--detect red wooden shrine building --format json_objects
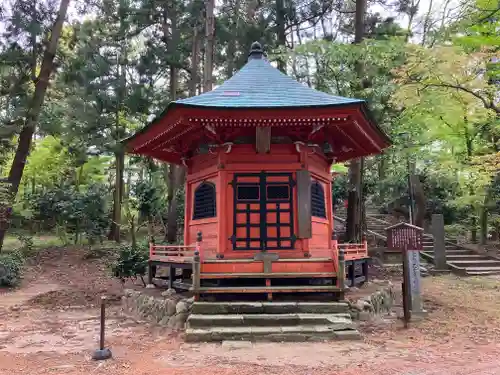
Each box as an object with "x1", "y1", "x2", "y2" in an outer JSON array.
[{"x1": 124, "y1": 42, "x2": 391, "y2": 300}]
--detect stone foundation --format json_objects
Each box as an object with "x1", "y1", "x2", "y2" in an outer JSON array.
[
  {"x1": 347, "y1": 280, "x2": 396, "y2": 321},
  {"x1": 121, "y1": 288, "x2": 194, "y2": 329}
]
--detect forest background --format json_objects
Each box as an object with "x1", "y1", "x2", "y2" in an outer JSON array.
[{"x1": 0, "y1": 0, "x2": 498, "y2": 259}]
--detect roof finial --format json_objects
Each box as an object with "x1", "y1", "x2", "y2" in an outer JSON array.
[{"x1": 248, "y1": 41, "x2": 264, "y2": 60}]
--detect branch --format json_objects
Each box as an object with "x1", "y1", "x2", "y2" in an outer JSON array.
[
  {"x1": 439, "y1": 115, "x2": 455, "y2": 130},
  {"x1": 477, "y1": 7, "x2": 500, "y2": 23},
  {"x1": 422, "y1": 83, "x2": 499, "y2": 114}
]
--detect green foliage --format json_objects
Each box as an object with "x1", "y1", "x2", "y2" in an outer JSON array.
[
  {"x1": 111, "y1": 241, "x2": 148, "y2": 283},
  {"x1": 1, "y1": 0, "x2": 499, "y2": 249},
  {"x1": 28, "y1": 184, "x2": 109, "y2": 243},
  {"x1": 0, "y1": 249, "x2": 24, "y2": 287},
  {"x1": 16, "y1": 234, "x2": 34, "y2": 257},
  {"x1": 132, "y1": 180, "x2": 165, "y2": 218},
  {"x1": 332, "y1": 174, "x2": 348, "y2": 209},
  {"x1": 22, "y1": 136, "x2": 72, "y2": 189}
]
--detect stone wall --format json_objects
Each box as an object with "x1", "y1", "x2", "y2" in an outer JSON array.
[
  {"x1": 348, "y1": 281, "x2": 396, "y2": 321},
  {"x1": 121, "y1": 288, "x2": 194, "y2": 330}
]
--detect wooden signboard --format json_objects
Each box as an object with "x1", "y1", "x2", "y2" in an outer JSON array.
[{"x1": 386, "y1": 222, "x2": 425, "y2": 325}]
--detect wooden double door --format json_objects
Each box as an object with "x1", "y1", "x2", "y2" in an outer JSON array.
[{"x1": 230, "y1": 172, "x2": 296, "y2": 251}]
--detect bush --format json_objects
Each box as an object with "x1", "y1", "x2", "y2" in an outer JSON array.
[
  {"x1": 0, "y1": 250, "x2": 25, "y2": 287},
  {"x1": 16, "y1": 234, "x2": 34, "y2": 257},
  {"x1": 28, "y1": 183, "x2": 109, "y2": 245},
  {"x1": 111, "y1": 242, "x2": 148, "y2": 285}
]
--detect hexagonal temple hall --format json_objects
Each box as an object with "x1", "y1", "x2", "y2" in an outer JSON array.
[{"x1": 124, "y1": 42, "x2": 391, "y2": 305}]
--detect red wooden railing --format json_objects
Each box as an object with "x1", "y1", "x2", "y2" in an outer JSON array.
[
  {"x1": 332, "y1": 234, "x2": 368, "y2": 261},
  {"x1": 338, "y1": 240, "x2": 368, "y2": 260},
  {"x1": 149, "y1": 231, "x2": 202, "y2": 263}
]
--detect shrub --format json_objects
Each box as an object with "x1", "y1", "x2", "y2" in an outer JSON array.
[
  {"x1": 0, "y1": 250, "x2": 25, "y2": 287},
  {"x1": 17, "y1": 234, "x2": 34, "y2": 257},
  {"x1": 111, "y1": 242, "x2": 148, "y2": 286}
]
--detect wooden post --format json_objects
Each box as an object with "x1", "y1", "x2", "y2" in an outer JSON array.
[
  {"x1": 196, "y1": 231, "x2": 203, "y2": 260},
  {"x1": 192, "y1": 250, "x2": 201, "y2": 301},
  {"x1": 99, "y1": 296, "x2": 106, "y2": 350},
  {"x1": 92, "y1": 296, "x2": 112, "y2": 360},
  {"x1": 362, "y1": 237, "x2": 368, "y2": 256},
  {"x1": 168, "y1": 265, "x2": 174, "y2": 289},
  {"x1": 147, "y1": 261, "x2": 154, "y2": 286},
  {"x1": 362, "y1": 236, "x2": 369, "y2": 283},
  {"x1": 332, "y1": 233, "x2": 338, "y2": 287},
  {"x1": 147, "y1": 243, "x2": 155, "y2": 288},
  {"x1": 363, "y1": 258, "x2": 369, "y2": 283},
  {"x1": 402, "y1": 245, "x2": 411, "y2": 328},
  {"x1": 337, "y1": 248, "x2": 345, "y2": 290},
  {"x1": 349, "y1": 260, "x2": 355, "y2": 287}
]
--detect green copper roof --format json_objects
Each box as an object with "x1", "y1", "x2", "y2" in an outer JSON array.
[{"x1": 175, "y1": 42, "x2": 363, "y2": 108}]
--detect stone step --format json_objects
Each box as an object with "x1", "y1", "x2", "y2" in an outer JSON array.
[
  {"x1": 187, "y1": 313, "x2": 354, "y2": 328},
  {"x1": 184, "y1": 325, "x2": 361, "y2": 342},
  {"x1": 191, "y1": 301, "x2": 350, "y2": 315},
  {"x1": 445, "y1": 254, "x2": 487, "y2": 261},
  {"x1": 421, "y1": 250, "x2": 475, "y2": 258},
  {"x1": 466, "y1": 270, "x2": 500, "y2": 276},
  {"x1": 463, "y1": 266, "x2": 500, "y2": 273},
  {"x1": 423, "y1": 245, "x2": 458, "y2": 250},
  {"x1": 445, "y1": 249, "x2": 476, "y2": 255},
  {"x1": 449, "y1": 260, "x2": 500, "y2": 267}
]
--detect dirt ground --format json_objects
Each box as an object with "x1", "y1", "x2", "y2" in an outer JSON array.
[{"x1": 2, "y1": 248, "x2": 500, "y2": 375}]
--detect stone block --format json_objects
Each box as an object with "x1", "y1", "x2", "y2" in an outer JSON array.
[
  {"x1": 166, "y1": 299, "x2": 177, "y2": 316},
  {"x1": 250, "y1": 326, "x2": 282, "y2": 335},
  {"x1": 243, "y1": 313, "x2": 300, "y2": 326},
  {"x1": 191, "y1": 302, "x2": 228, "y2": 314},
  {"x1": 295, "y1": 302, "x2": 349, "y2": 314},
  {"x1": 267, "y1": 333, "x2": 310, "y2": 342},
  {"x1": 176, "y1": 300, "x2": 189, "y2": 314},
  {"x1": 187, "y1": 314, "x2": 244, "y2": 328},
  {"x1": 173, "y1": 312, "x2": 189, "y2": 330},
  {"x1": 358, "y1": 311, "x2": 371, "y2": 321},
  {"x1": 162, "y1": 288, "x2": 176, "y2": 298},
  {"x1": 333, "y1": 330, "x2": 362, "y2": 340},
  {"x1": 261, "y1": 302, "x2": 298, "y2": 314}
]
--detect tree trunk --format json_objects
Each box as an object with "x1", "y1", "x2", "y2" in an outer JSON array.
[
  {"x1": 345, "y1": 0, "x2": 366, "y2": 242},
  {"x1": 164, "y1": 4, "x2": 186, "y2": 243},
  {"x1": 165, "y1": 67, "x2": 179, "y2": 243},
  {"x1": 108, "y1": 150, "x2": 124, "y2": 242},
  {"x1": 464, "y1": 125, "x2": 477, "y2": 243},
  {"x1": 410, "y1": 174, "x2": 426, "y2": 228},
  {"x1": 190, "y1": 27, "x2": 200, "y2": 96},
  {"x1": 166, "y1": 165, "x2": 185, "y2": 243},
  {"x1": 420, "y1": 0, "x2": 434, "y2": 46},
  {"x1": 405, "y1": 0, "x2": 419, "y2": 42},
  {"x1": 378, "y1": 153, "x2": 387, "y2": 203},
  {"x1": 480, "y1": 173, "x2": 500, "y2": 245},
  {"x1": 204, "y1": 0, "x2": 215, "y2": 92},
  {"x1": 276, "y1": 0, "x2": 286, "y2": 72},
  {"x1": 0, "y1": 0, "x2": 71, "y2": 251},
  {"x1": 226, "y1": 0, "x2": 240, "y2": 79},
  {"x1": 296, "y1": 28, "x2": 312, "y2": 87}
]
